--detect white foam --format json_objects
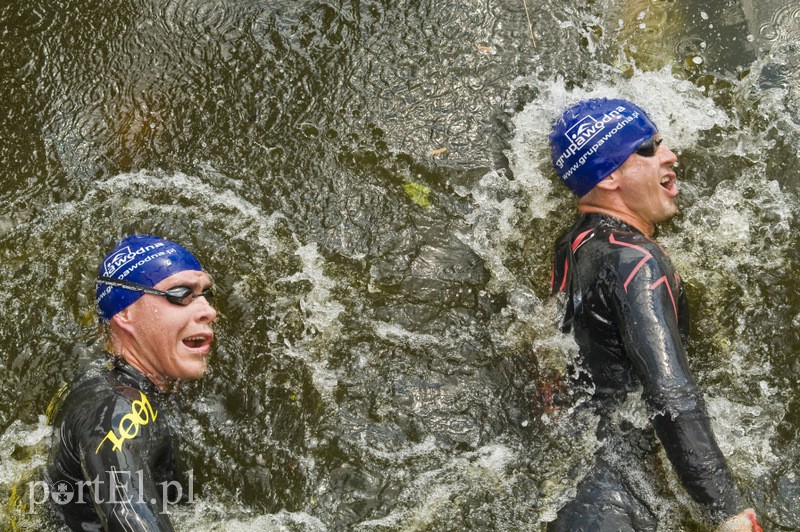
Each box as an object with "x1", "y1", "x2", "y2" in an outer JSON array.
[
  {"x1": 279, "y1": 242, "x2": 345, "y2": 335},
  {"x1": 352, "y1": 442, "x2": 528, "y2": 530},
  {"x1": 358, "y1": 434, "x2": 440, "y2": 463},
  {"x1": 173, "y1": 504, "x2": 328, "y2": 532},
  {"x1": 374, "y1": 322, "x2": 443, "y2": 347},
  {"x1": 0, "y1": 415, "x2": 51, "y2": 485}
]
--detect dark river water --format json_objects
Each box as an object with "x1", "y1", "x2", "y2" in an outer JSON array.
[{"x1": 1, "y1": 0, "x2": 799, "y2": 530}]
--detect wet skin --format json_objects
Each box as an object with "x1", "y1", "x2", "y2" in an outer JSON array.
[{"x1": 111, "y1": 270, "x2": 217, "y2": 390}]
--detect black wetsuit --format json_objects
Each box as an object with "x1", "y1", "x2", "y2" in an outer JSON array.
[
  {"x1": 48, "y1": 359, "x2": 177, "y2": 531},
  {"x1": 547, "y1": 213, "x2": 743, "y2": 531}
]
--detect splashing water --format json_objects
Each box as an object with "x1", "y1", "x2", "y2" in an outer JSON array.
[{"x1": 2, "y1": 0, "x2": 800, "y2": 530}]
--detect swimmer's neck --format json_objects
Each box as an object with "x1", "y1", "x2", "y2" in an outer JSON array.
[
  {"x1": 113, "y1": 352, "x2": 175, "y2": 392},
  {"x1": 577, "y1": 205, "x2": 655, "y2": 237}
]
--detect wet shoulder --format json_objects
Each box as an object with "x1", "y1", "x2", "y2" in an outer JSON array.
[
  {"x1": 572, "y1": 220, "x2": 677, "y2": 292},
  {"x1": 552, "y1": 215, "x2": 676, "y2": 293},
  {"x1": 57, "y1": 369, "x2": 161, "y2": 434},
  {"x1": 581, "y1": 219, "x2": 665, "y2": 261},
  {"x1": 64, "y1": 367, "x2": 140, "y2": 401}
]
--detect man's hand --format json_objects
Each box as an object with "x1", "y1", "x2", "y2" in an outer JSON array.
[{"x1": 716, "y1": 509, "x2": 762, "y2": 532}]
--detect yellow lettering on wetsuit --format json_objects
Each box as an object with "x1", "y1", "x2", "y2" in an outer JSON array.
[{"x1": 96, "y1": 391, "x2": 158, "y2": 453}]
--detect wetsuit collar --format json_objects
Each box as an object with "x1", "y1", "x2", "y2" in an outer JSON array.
[
  {"x1": 577, "y1": 205, "x2": 655, "y2": 237},
  {"x1": 112, "y1": 356, "x2": 165, "y2": 396},
  {"x1": 578, "y1": 211, "x2": 649, "y2": 238}
]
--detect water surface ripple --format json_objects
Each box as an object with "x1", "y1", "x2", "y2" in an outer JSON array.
[{"x1": 1, "y1": 0, "x2": 799, "y2": 530}]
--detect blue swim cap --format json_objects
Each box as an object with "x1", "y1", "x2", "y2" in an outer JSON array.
[
  {"x1": 96, "y1": 234, "x2": 204, "y2": 321},
  {"x1": 550, "y1": 98, "x2": 658, "y2": 197}
]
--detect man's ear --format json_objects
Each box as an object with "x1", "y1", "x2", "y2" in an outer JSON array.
[
  {"x1": 594, "y1": 173, "x2": 620, "y2": 192},
  {"x1": 110, "y1": 307, "x2": 136, "y2": 334}
]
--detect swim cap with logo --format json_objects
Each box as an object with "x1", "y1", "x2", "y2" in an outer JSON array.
[
  {"x1": 96, "y1": 234, "x2": 204, "y2": 321},
  {"x1": 550, "y1": 98, "x2": 658, "y2": 197}
]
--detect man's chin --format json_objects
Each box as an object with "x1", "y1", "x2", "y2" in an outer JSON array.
[
  {"x1": 173, "y1": 359, "x2": 209, "y2": 382},
  {"x1": 655, "y1": 203, "x2": 678, "y2": 224}
]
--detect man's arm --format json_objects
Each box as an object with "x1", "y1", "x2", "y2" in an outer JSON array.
[
  {"x1": 608, "y1": 242, "x2": 745, "y2": 522},
  {"x1": 78, "y1": 391, "x2": 175, "y2": 531}
]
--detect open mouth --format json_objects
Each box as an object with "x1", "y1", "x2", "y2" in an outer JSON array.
[
  {"x1": 182, "y1": 334, "x2": 213, "y2": 349},
  {"x1": 660, "y1": 174, "x2": 678, "y2": 196}
]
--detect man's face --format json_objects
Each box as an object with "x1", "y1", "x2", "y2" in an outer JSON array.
[
  {"x1": 612, "y1": 136, "x2": 679, "y2": 226},
  {"x1": 117, "y1": 270, "x2": 217, "y2": 386}
]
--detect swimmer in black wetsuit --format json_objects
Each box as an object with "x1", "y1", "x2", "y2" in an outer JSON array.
[
  {"x1": 48, "y1": 234, "x2": 216, "y2": 531},
  {"x1": 49, "y1": 358, "x2": 179, "y2": 531},
  {"x1": 545, "y1": 99, "x2": 761, "y2": 532}
]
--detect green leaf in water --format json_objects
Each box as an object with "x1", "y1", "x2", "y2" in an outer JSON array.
[{"x1": 403, "y1": 182, "x2": 430, "y2": 207}]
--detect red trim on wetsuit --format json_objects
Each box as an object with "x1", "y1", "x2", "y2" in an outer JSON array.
[
  {"x1": 558, "y1": 258, "x2": 569, "y2": 293},
  {"x1": 609, "y1": 233, "x2": 653, "y2": 293},
  {"x1": 650, "y1": 276, "x2": 678, "y2": 321},
  {"x1": 572, "y1": 229, "x2": 593, "y2": 251},
  {"x1": 555, "y1": 229, "x2": 595, "y2": 294},
  {"x1": 609, "y1": 233, "x2": 679, "y2": 320}
]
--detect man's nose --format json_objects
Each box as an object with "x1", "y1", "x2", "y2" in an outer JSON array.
[
  {"x1": 195, "y1": 296, "x2": 218, "y2": 322},
  {"x1": 661, "y1": 146, "x2": 678, "y2": 165}
]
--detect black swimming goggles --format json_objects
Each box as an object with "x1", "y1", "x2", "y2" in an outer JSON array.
[
  {"x1": 634, "y1": 137, "x2": 663, "y2": 157},
  {"x1": 97, "y1": 277, "x2": 213, "y2": 306}
]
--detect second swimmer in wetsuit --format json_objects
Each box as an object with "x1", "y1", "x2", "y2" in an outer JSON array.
[
  {"x1": 545, "y1": 98, "x2": 761, "y2": 532},
  {"x1": 48, "y1": 234, "x2": 217, "y2": 531}
]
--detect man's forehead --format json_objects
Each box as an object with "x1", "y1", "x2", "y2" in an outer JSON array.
[{"x1": 155, "y1": 270, "x2": 212, "y2": 288}]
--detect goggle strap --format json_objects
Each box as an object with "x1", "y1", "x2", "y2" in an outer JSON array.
[
  {"x1": 97, "y1": 276, "x2": 209, "y2": 306},
  {"x1": 97, "y1": 276, "x2": 166, "y2": 297}
]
